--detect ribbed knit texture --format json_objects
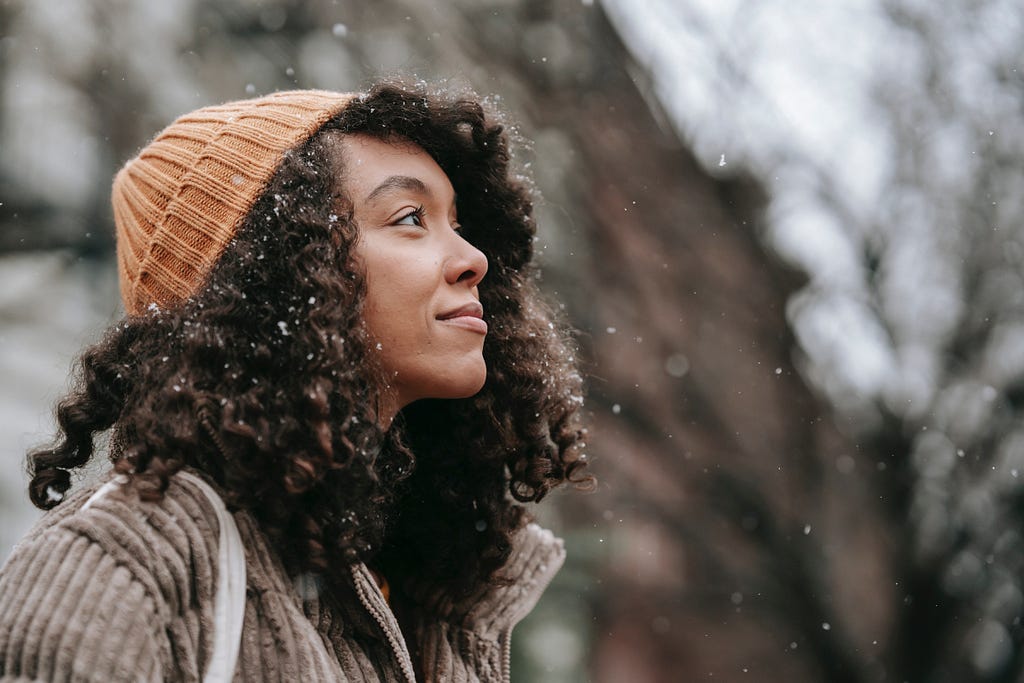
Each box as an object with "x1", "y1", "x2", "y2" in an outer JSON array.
[
  {"x1": 0, "y1": 473, "x2": 565, "y2": 682},
  {"x1": 111, "y1": 90, "x2": 355, "y2": 315},
  {"x1": 409, "y1": 524, "x2": 567, "y2": 683}
]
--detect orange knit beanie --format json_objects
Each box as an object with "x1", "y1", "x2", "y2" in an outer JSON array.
[{"x1": 111, "y1": 90, "x2": 356, "y2": 315}]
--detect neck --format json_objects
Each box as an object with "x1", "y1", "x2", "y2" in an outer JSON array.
[{"x1": 376, "y1": 390, "x2": 401, "y2": 430}]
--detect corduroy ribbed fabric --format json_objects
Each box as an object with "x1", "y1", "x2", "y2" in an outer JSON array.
[
  {"x1": 0, "y1": 472, "x2": 566, "y2": 682},
  {"x1": 111, "y1": 90, "x2": 356, "y2": 316}
]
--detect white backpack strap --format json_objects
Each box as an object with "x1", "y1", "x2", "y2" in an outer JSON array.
[
  {"x1": 177, "y1": 471, "x2": 247, "y2": 683},
  {"x1": 81, "y1": 471, "x2": 247, "y2": 683},
  {"x1": 81, "y1": 475, "x2": 129, "y2": 511}
]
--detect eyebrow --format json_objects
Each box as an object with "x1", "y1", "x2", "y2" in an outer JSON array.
[{"x1": 364, "y1": 175, "x2": 430, "y2": 204}]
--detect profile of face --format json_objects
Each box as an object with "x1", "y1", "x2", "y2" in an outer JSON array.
[{"x1": 338, "y1": 134, "x2": 490, "y2": 419}]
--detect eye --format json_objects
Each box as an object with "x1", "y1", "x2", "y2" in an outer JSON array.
[{"x1": 395, "y1": 205, "x2": 425, "y2": 227}]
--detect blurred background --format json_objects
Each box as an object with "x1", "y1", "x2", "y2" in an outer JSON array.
[{"x1": 3, "y1": 0, "x2": 1024, "y2": 680}]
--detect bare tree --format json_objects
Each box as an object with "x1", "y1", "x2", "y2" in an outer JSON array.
[{"x1": 1, "y1": 1, "x2": 933, "y2": 681}]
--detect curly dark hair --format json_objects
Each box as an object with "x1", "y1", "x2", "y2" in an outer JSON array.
[{"x1": 27, "y1": 82, "x2": 590, "y2": 595}]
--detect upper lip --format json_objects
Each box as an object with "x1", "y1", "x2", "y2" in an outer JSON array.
[{"x1": 437, "y1": 301, "x2": 484, "y2": 320}]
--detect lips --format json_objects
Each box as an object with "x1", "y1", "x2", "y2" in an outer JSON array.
[{"x1": 437, "y1": 301, "x2": 488, "y2": 334}]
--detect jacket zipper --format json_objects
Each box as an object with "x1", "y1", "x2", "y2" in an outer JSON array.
[
  {"x1": 501, "y1": 629, "x2": 513, "y2": 683},
  {"x1": 499, "y1": 542, "x2": 564, "y2": 683},
  {"x1": 351, "y1": 565, "x2": 418, "y2": 683}
]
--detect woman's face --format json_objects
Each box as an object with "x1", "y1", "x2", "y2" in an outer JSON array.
[{"x1": 339, "y1": 134, "x2": 489, "y2": 418}]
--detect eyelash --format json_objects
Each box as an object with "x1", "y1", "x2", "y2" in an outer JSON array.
[
  {"x1": 396, "y1": 205, "x2": 426, "y2": 227},
  {"x1": 396, "y1": 205, "x2": 463, "y2": 233}
]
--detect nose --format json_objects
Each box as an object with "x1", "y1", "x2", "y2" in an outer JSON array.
[{"x1": 445, "y1": 232, "x2": 488, "y2": 289}]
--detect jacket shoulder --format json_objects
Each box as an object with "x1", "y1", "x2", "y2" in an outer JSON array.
[
  {"x1": 5, "y1": 470, "x2": 224, "y2": 618},
  {"x1": 0, "y1": 471, "x2": 227, "y2": 681}
]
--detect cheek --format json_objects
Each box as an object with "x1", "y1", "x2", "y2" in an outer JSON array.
[
  {"x1": 364, "y1": 292, "x2": 412, "y2": 347},
  {"x1": 361, "y1": 261, "x2": 433, "y2": 345}
]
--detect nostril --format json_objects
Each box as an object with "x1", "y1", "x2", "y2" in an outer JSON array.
[{"x1": 456, "y1": 269, "x2": 477, "y2": 283}]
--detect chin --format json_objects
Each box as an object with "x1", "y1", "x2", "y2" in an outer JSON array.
[
  {"x1": 404, "y1": 356, "x2": 488, "y2": 402},
  {"x1": 459, "y1": 380, "x2": 487, "y2": 399},
  {"x1": 444, "y1": 358, "x2": 488, "y2": 399}
]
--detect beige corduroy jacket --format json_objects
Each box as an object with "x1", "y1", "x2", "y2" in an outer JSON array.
[{"x1": 0, "y1": 471, "x2": 566, "y2": 682}]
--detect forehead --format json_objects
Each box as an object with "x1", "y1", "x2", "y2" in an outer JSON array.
[{"x1": 334, "y1": 133, "x2": 453, "y2": 201}]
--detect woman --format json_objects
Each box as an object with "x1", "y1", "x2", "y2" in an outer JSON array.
[{"x1": 0, "y1": 82, "x2": 589, "y2": 681}]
